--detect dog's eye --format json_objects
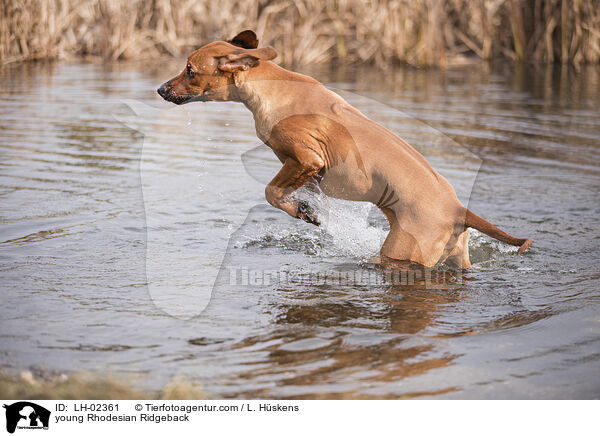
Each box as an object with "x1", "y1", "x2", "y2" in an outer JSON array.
[{"x1": 186, "y1": 64, "x2": 196, "y2": 78}]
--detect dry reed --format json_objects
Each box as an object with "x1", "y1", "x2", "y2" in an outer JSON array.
[{"x1": 1, "y1": 0, "x2": 599, "y2": 67}]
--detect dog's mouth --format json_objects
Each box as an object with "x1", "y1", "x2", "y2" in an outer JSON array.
[
  {"x1": 162, "y1": 93, "x2": 206, "y2": 105},
  {"x1": 157, "y1": 88, "x2": 207, "y2": 105}
]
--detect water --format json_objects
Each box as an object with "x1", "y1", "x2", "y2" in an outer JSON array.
[{"x1": 0, "y1": 60, "x2": 599, "y2": 399}]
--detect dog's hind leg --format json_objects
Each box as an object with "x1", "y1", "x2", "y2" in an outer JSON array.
[
  {"x1": 378, "y1": 208, "x2": 434, "y2": 266},
  {"x1": 378, "y1": 205, "x2": 458, "y2": 267},
  {"x1": 443, "y1": 229, "x2": 471, "y2": 268}
]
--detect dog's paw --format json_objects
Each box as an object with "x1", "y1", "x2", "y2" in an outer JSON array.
[{"x1": 297, "y1": 201, "x2": 320, "y2": 226}]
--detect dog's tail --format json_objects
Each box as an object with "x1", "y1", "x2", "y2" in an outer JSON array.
[{"x1": 463, "y1": 208, "x2": 532, "y2": 254}]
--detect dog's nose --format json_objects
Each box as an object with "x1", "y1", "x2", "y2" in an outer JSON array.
[{"x1": 157, "y1": 84, "x2": 167, "y2": 99}]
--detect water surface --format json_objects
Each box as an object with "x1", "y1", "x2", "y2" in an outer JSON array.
[{"x1": 0, "y1": 61, "x2": 599, "y2": 399}]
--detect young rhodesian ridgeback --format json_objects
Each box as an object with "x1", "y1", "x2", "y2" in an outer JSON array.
[{"x1": 157, "y1": 30, "x2": 532, "y2": 268}]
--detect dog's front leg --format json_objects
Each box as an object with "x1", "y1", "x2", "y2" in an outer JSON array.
[{"x1": 265, "y1": 158, "x2": 322, "y2": 226}]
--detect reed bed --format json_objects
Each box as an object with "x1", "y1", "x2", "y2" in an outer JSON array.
[{"x1": 1, "y1": 0, "x2": 599, "y2": 67}]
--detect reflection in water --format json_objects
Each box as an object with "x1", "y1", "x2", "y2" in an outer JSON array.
[
  {"x1": 230, "y1": 281, "x2": 464, "y2": 399},
  {"x1": 0, "y1": 61, "x2": 599, "y2": 399},
  {"x1": 202, "y1": 275, "x2": 464, "y2": 399}
]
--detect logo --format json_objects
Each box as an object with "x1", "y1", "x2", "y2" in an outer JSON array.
[{"x1": 2, "y1": 402, "x2": 50, "y2": 434}]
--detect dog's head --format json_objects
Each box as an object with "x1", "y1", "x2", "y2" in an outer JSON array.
[{"x1": 157, "y1": 30, "x2": 277, "y2": 105}]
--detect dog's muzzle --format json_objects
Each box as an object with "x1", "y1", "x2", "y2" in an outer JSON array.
[
  {"x1": 157, "y1": 84, "x2": 204, "y2": 105},
  {"x1": 157, "y1": 83, "x2": 186, "y2": 104}
]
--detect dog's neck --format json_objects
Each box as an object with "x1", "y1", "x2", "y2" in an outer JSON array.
[{"x1": 233, "y1": 62, "x2": 320, "y2": 141}]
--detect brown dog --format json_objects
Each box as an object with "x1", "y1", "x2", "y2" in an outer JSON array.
[{"x1": 158, "y1": 30, "x2": 532, "y2": 267}]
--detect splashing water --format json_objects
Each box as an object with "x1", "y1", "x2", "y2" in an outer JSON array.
[{"x1": 295, "y1": 186, "x2": 386, "y2": 260}]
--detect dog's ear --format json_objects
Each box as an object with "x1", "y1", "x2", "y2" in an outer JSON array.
[
  {"x1": 218, "y1": 47, "x2": 277, "y2": 73},
  {"x1": 228, "y1": 30, "x2": 259, "y2": 49}
]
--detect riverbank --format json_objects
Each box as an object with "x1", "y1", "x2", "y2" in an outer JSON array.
[{"x1": 0, "y1": 369, "x2": 207, "y2": 400}]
